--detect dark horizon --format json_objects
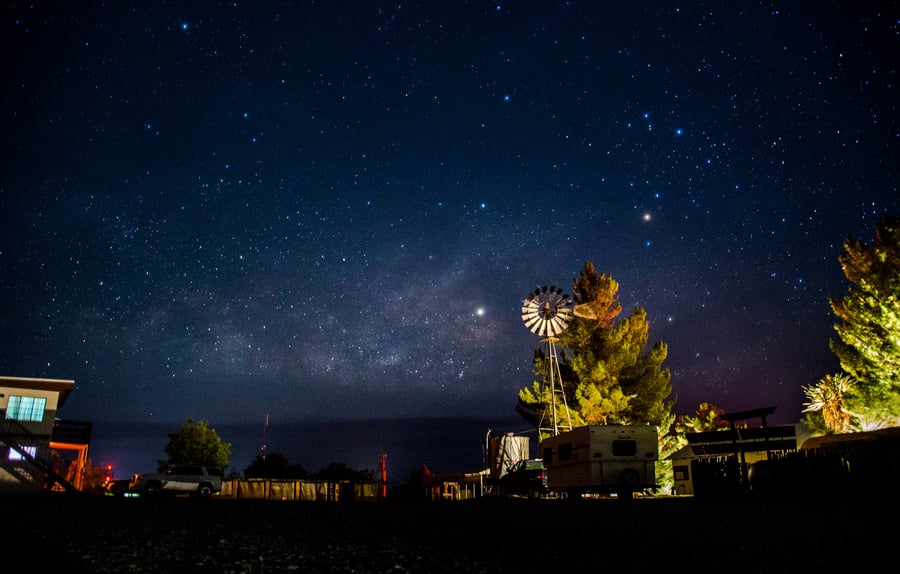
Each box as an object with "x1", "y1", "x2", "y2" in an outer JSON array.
[{"x1": 89, "y1": 414, "x2": 535, "y2": 486}]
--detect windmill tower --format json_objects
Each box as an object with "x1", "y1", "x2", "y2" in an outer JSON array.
[{"x1": 521, "y1": 285, "x2": 574, "y2": 437}]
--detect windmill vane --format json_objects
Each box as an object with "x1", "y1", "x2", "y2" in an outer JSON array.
[{"x1": 521, "y1": 283, "x2": 573, "y2": 337}]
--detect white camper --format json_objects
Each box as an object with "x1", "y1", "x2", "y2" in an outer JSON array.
[{"x1": 541, "y1": 424, "x2": 659, "y2": 498}]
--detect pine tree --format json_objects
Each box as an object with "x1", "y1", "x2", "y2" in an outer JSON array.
[
  {"x1": 517, "y1": 262, "x2": 675, "y2": 433},
  {"x1": 829, "y1": 215, "x2": 900, "y2": 425}
]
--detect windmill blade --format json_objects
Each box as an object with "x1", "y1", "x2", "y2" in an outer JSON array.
[
  {"x1": 523, "y1": 316, "x2": 543, "y2": 334},
  {"x1": 521, "y1": 283, "x2": 574, "y2": 336}
]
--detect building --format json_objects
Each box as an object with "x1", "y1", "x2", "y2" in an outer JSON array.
[
  {"x1": 0, "y1": 376, "x2": 91, "y2": 493},
  {"x1": 667, "y1": 406, "x2": 798, "y2": 496}
]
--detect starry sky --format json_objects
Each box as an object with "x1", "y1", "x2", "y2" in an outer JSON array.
[{"x1": 3, "y1": 1, "x2": 898, "y2": 434}]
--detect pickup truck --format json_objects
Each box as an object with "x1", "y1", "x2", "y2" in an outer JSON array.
[
  {"x1": 497, "y1": 458, "x2": 548, "y2": 498},
  {"x1": 132, "y1": 464, "x2": 223, "y2": 497}
]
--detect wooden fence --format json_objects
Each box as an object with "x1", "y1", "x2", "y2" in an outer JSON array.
[{"x1": 219, "y1": 478, "x2": 383, "y2": 502}]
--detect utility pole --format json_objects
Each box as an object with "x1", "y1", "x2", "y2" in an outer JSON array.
[
  {"x1": 260, "y1": 413, "x2": 269, "y2": 461},
  {"x1": 380, "y1": 453, "x2": 388, "y2": 499}
]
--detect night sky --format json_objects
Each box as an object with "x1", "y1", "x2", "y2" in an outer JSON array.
[{"x1": 3, "y1": 2, "x2": 898, "y2": 434}]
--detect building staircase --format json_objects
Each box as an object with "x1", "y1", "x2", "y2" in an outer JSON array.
[{"x1": 0, "y1": 417, "x2": 80, "y2": 492}]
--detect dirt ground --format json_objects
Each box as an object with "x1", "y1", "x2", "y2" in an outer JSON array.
[{"x1": 3, "y1": 491, "x2": 894, "y2": 573}]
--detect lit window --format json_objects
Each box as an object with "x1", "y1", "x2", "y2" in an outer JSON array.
[
  {"x1": 9, "y1": 446, "x2": 37, "y2": 461},
  {"x1": 6, "y1": 396, "x2": 47, "y2": 422}
]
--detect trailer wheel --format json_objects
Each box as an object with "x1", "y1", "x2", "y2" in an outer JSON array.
[{"x1": 622, "y1": 468, "x2": 640, "y2": 486}]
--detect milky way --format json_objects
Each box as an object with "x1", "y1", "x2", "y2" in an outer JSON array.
[{"x1": 2, "y1": 2, "x2": 898, "y2": 432}]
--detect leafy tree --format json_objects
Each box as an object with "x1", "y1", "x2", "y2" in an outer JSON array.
[
  {"x1": 655, "y1": 402, "x2": 730, "y2": 494},
  {"x1": 829, "y1": 215, "x2": 900, "y2": 426},
  {"x1": 387, "y1": 464, "x2": 433, "y2": 501},
  {"x1": 310, "y1": 462, "x2": 376, "y2": 482},
  {"x1": 674, "y1": 402, "x2": 729, "y2": 434},
  {"x1": 160, "y1": 418, "x2": 231, "y2": 471},
  {"x1": 80, "y1": 459, "x2": 111, "y2": 494},
  {"x1": 655, "y1": 410, "x2": 680, "y2": 494},
  {"x1": 244, "y1": 451, "x2": 308, "y2": 479},
  {"x1": 517, "y1": 261, "x2": 675, "y2": 436}
]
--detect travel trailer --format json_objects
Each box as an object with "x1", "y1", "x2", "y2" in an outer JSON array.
[{"x1": 541, "y1": 424, "x2": 659, "y2": 499}]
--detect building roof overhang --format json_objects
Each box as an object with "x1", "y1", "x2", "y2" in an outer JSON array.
[{"x1": 0, "y1": 376, "x2": 75, "y2": 407}]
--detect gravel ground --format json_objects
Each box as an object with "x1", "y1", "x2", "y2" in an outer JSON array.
[{"x1": 3, "y1": 492, "x2": 894, "y2": 573}]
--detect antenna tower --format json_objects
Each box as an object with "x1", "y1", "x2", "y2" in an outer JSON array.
[{"x1": 260, "y1": 413, "x2": 269, "y2": 460}]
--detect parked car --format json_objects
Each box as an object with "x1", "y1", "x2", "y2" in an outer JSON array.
[
  {"x1": 103, "y1": 478, "x2": 136, "y2": 497},
  {"x1": 497, "y1": 458, "x2": 548, "y2": 497},
  {"x1": 132, "y1": 465, "x2": 223, "y2": 498}
]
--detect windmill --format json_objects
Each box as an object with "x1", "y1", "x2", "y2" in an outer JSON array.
[{"x1": 521, "y1": 285, "x2": 574, "y2": 437}]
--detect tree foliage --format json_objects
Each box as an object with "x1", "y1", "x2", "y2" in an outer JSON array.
[
  {"x1": 516, "y1": 261, "x2": 675, "y2": 437},
  {"x1": 244, "y1": 451, "x2": 308, "y2": 479},
  {"x1": 309, "y1": 462, "x2": 376, "y2": 482},
  {"x1": 829, "y1": 214, "x2": 900, "y2": 426},
  {"x1": 387, "y1": 464, "x2": 434, "y2": 501},
  {"x1": 160, "y1": 418, "x2": 232, "y2": 471},
  {"x1": 801, "y1": 373, "x2": 854, "y2": 433},
  {"x1": 658, "y1": 402, "x2": 729, "y2": 494},
  {"x1": 80, "y1": 459, "x2": 112, "y2": 494},
  {"x1": 673, "y1": 402, "x2": 729, "y2": 434}
]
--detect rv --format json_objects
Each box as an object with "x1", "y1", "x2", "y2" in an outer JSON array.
[{"x1": 541, "y1": 424, "x2": 659, "y2": 499}]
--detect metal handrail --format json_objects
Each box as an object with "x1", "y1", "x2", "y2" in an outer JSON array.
[{"x1": 0, "y1": 413, "x2": 78, "y2": 492}]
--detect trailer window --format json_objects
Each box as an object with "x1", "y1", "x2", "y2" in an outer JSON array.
[
  {"x1": 558, "y1": 443, "x2": 572, "y2": 461},
  {"x1": 543, "y1": 447, "x2": 553, "y2": 463},
  {"x1": 612, "y1": 439, "x2": 637, "y2": 456}
]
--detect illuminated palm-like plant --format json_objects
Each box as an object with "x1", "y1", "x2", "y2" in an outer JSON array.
[
  {"x1": 802, "y1": 373, "x2": 855, "y2": 433},
  {"x1": 675, "y1": 402, "x2": 729, "y2": 434}
]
